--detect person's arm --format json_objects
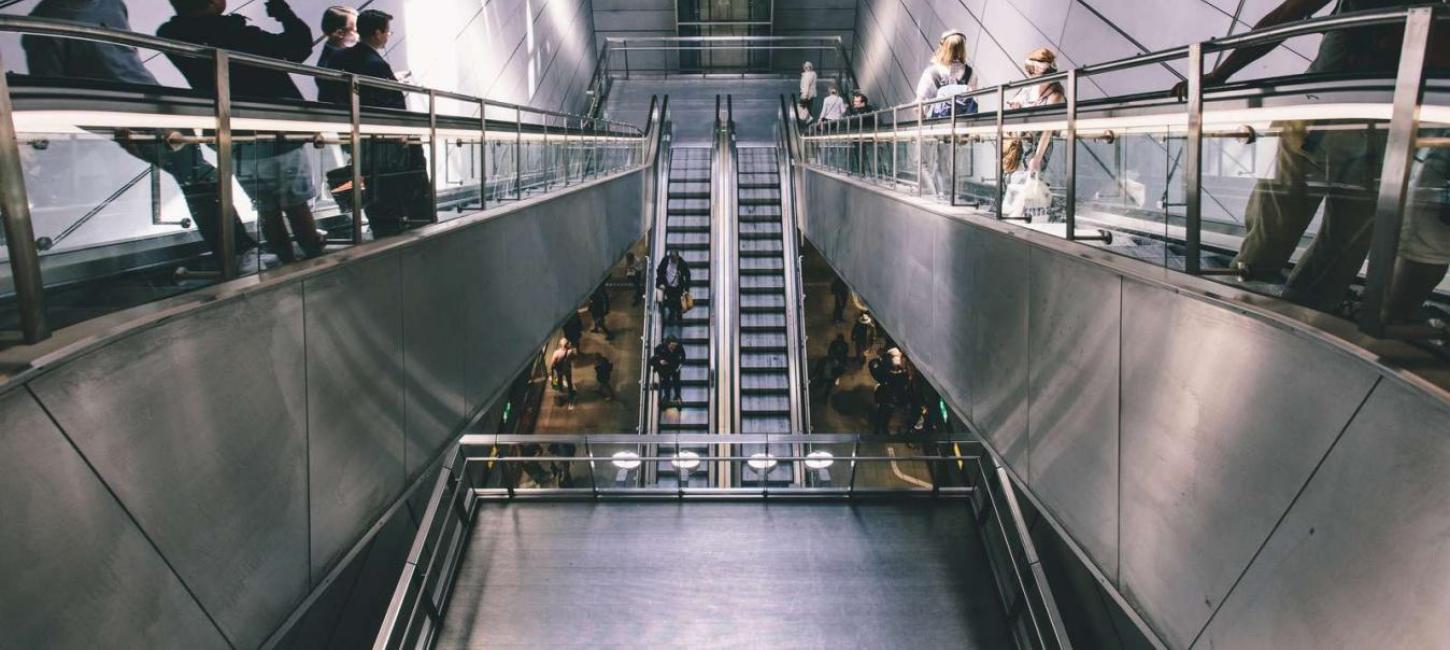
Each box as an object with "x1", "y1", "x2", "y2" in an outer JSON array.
[
  {"x1": 250, "y1": 0, "x2": 315, "y2": 63},
  {"x1": 1028, "y1": 85, "x2": 1067, "y2": 172},
  {"x1": 1174, "y1": 0, "x2": 1332, "y2": 97}
]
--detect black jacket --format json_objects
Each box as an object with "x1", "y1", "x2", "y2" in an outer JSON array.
[
  {"x1": 655, "y1": 256, "x2": 692, "y2": 293},
  {"x1": 328, "y1": 43, "x2": 407, "y2": 109},
  {"x1": 827, "y1": 338, "x2": 849, "y2": 364},
  {"x1": 589, "y1": 288, "x2": 610, "y2": 317},
  {"x1": 157, "y1": 7, "x2": 312, "y2": 101},
  {"x1": 316, "y1": 43, "x2": 349, "y2": 104},
  {"x1": 650, "y1": 342, "x2": 687, "y2": 375},
  {"x1": 846, "y1": 104, "x2": 877, "y2": 129}
]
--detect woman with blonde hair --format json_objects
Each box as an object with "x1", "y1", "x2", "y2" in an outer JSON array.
[
  {"x1": 1004, "y1": 47, "x2": 1065, "y2": 173},
  {"x1": 798, "y1": 61, "x2": 818, "y2": 119},
  {"x1": 917, "y1": 30, "x2": 977, "y2": 199}
]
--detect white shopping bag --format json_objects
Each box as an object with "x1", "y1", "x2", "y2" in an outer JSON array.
[{"x1": 1002, "y1": 172, "x2": 1052, "y2": 220}]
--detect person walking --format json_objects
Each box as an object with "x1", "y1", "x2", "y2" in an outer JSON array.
[
  {"x1": 1004, "y1": 48, "x2": 1065, "y2": 175},
  {"x1": 916, "y1": 30, "x2": 977, "y2": 200},
  {"x1": 798, "y1": 61, "x2": 818, "y2": 118},
  {"x1": 824, "y1": 333, "x2": 850, "y2": 406},
  {"x1": 594, "y1": 354, "x2": 616, "y2": 401},
  {"x1": 626, "y1": 252, "x2": 646, "y2": 305},
  {"x1": 550, "y1": 339, "x2": 577, "y2": 408},
  {"x1": 589, "y1": 286, "x2": 614, "y2": 340},
  {"x1": 315, "y1": 5, "x2": 357, "y2": 103},
  {"x1": 819, "y1": 86, "x2": 847, "y2": 122},
  {"x1": 563, "y1": 312, "x2": 585, "y2": 353},
  {"x1": 655, "y1": 249, "x2": 692, "y2": 326},
  {"x1": 1171, "y1": 0, "x2": 1449, "y2": 314},
  {"x1": 650, "y1": 336, "x2": 687, "y2": 407},
  {"x1": 23, "y1": 0, "x2": 259, "y2": 268},
  {"x1": 831, "y1": 277, "x2": 850, "y2": 323},
  {"x1": 851, "y1": 312, "x2": 876, "y2": 363},
  {"x1": 159, "y1": 0, "x2": 325, "y2": 263},
  {"x1": 329, "y1": 9, "x2": 434, "y2": 237},
  {"x1": 872, "y1": 382, "x2": 896, "y2": 435}
]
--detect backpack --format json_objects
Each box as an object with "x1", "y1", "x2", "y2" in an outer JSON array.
[{"x1": 929, "y1": 84, "x2": 978, "y2": 118}]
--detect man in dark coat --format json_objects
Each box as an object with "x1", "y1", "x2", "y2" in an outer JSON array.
[
  {"x1": 589, "y1": 286, "x2": 613, "y2": 339},
  {"x1": 830, "y1": 277, "x2": 850, "y2": 323},
  {"x1": 655, "y1": 249, "x2": 693, "y2": 325},
  {"x1": 22, "y1": 0, "x2": 257, "y2": 266},
  {"x1": 650, "y1": 337, "x2": 687, "y2": 406},
  {"x1": 315, "y1": 5, "x2": 357, "y2": 104},
  {"x1": 328, "y1": 9, "x2": 433, "y2": 237}
]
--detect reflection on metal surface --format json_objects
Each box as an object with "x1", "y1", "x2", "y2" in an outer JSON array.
[
  {"x1": 672, "y1": 450, "x2": 702, "y2": 470},
  {"x1": 611, "y1": 451, "x2": 643, "y2": 470}
]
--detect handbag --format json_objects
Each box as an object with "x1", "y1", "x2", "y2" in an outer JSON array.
[
  {"x1": 681, "y1": 289, "x2": 695, "y2": 313},
  {"x1": 326, "y1": 165, "x2": 364, "y2": 210}
]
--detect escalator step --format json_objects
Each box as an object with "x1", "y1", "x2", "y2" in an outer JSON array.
[
  {"x1": 741, "y1": 372, "x2": 789, "y2": 391},
  {"x1": 742, "y1": 312, "x2": 787, "y2": 328},
  {"x1": 741, "y1": 239, "x2": 783, "y2": 253},
  {"x1": 742, "y1": 352, "x2": 788, "y2": 369},
  {"x1": 680, "y1": 250, "x2": 709, "y2": 264},
  {"x1": 665, "y1": 233, "x2": 709, "y2": 247},
  {"x1": 741, "y1": 415, "x2": 791, "y2": 434},
  {"x1": 668, "y1": 216, "x2": 709, "y2": 230},
  {"x1": 740, "y1": 222, "x2": 783, "y2": 237},
  {"x1": 740, "y1": 275, "x2": 785, "y2": 291},
  {"x1": 661, "y1": 407, "x2": 710, "y2": 427},
  {"x1": 741, "y1": 294, "x2": 786, "y2": 310},
  {"x1": 742, "y1": 332, "x2": 787, "y2": 349},
  {"x1": 742, "y1": 394, "x2": 791, "y2": 413},
  {"x1": 680, "y1": 365, "x2": 709, "y2": 383}
]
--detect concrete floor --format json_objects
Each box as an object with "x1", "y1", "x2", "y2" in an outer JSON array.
[
  {"x1": 435, "y1": 500, "x2": 1012, "y2": 649},
  {"x1": 801, "y1": 242, "x2": 935, "y2": 488},
  {"x1": 534, "y1": 266, "x2": 645, "y2": 436}
]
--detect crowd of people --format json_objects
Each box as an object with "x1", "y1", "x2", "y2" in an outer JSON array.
[
  {"x1": 816, "y1": 280, "x2": 941, "y2": 436},
  {"x1": 21, "y1": 0, "x2": 435, "y2": 269}
]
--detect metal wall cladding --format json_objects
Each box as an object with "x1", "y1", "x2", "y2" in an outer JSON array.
[
  {"x1": 306, "y1": 254, "x2": 407, "y2": 580},
  {"x1": 0, "y1": 389, "x2": 228, "y2": 650},
  {"x1": 403, "y1": 235, "x2": 475, "y2": 482},
  {"x1": 801, "y1": 168, "x2": 1450, "y2": 649},
  {"x1": 1118, "y1": 280, "x2": 1380, "y2": 648},
  {"x1": 1195, "y1": 378, "x2": 1450, "y2": 649},
  {"x1": 1027, "y1": 252, "x2": 1121, "y2": 581},
  {"x1": 27, "y1": 286, "x2": 311, "y2": 649},
  {"x1": 965, "y1": 228, "x2": 1030, "y2": 469}
]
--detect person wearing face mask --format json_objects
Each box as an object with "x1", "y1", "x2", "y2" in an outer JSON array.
[
  {"x1": 1003, "y1": 48, "x2": 1065, "y2": 176},
  {"x1": 315, "y1": 5, "x2": 357, "y2": 104}
]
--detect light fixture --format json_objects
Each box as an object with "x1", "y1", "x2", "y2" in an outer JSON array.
[
  {"x1": 805, "y1": 451, "x2": 834, "y2": 469},
  {"x1": 747, "y1": 453, "x2": 778, "y2": 470},
  {"x1": 671, "y1": 450, "x2": 701, "y2": 470},
  {"x1": 611, "y1": 451, "x2": 641, "y2": 470}
]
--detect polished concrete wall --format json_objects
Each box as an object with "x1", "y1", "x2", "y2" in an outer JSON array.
[
  {"x1": 802, "y1": 167, "x2": 1450, "y2": 649},
  {"x1": 0, "y1": 170, "x2": 645, "y2": 649},
  {"x1": 850, "y1": 0, "x2": 1323, "y2": 107}
]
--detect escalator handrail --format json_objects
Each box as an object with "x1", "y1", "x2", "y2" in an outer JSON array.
[
  {"x1": 776, "y1": 95, "x2": 810, "y2": 436},
  {"x1": 639, "y1": 96, "x2": 671, "y2": 438}
]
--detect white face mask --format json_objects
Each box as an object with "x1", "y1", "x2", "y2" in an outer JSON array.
[{"x1": 341, "y1": 31, "x2": 359, "y2": 47}]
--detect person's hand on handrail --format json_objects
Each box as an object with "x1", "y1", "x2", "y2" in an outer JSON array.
[{"x1": 1170, "y1": 0, "x2": 1332, "y2": 101}]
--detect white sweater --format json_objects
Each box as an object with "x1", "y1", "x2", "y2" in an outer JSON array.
[
  {"x1": 819, "y1": 94, "x2": 846, "y2": 120},
  {"x1": 799, "y1": 70, "x2": 818, "y2": 99}
]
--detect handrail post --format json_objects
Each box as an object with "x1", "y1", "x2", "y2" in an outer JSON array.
[
  {"x1": 514, "y1": 107, "x2": 523, "y2": 201},
  {"x1": 916, "y1": 101, "x2": 925, "y2": 197},
  {"x1": 214, "y1": 50, "x2": 237, "y2": 279},
  {"x1": 541, "y1": 115, "x2": 550, "y2": 191},
  {"x1": 0, "y1": 48, "x2": 49, "y2": 343},
  {"x1": 1185, "y1": 43, "x2": 1204, "y2": 274},
  {"x1": 949, "y1": 94, "x2": 959, "y2": 206},
  {"x1": 623, "y1": 39, "x2": 631, "y2": 80},
  {"x1": 995, "y1": 85, "x2": 1005, "y2": 219},
  {"x1": 487, "y1": 97, "x2": 493, "y2": 208},
  {"x1": 891, "y1": 107, "x2": 899, "y2": 188},
  {"x1": 1065, "y1": 69, "x2": 1078, "y2": 239},
  {"x1": 872, "y1": 110, "x2": 880, "y2": 184},
  {"x1": 428, "y1": 89, "x2": 438, "y2": 219},
  {"x1": 349, "y1": 74, "x2": 364, "y2": 244},
  {"x1": 1360, "y1": 6, "x2": 1435, "y2": 337}
]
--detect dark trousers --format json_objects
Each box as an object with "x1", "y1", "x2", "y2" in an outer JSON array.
[
  {"x1": 659, "y1": 369, "x2": 682, "y2": 402},
  {"x1": 662, "y1": 291, "x2": 684, "y2": 325},
  {"x1": 832, "y1": 293, "x2": 847, "y2": 322},
  {"x1": 121, "y1": 140, "x2": 257, "y2": 259},
  {"x1": 362, "y1": 141, "x2": 434, "y2": 238},
  {"x1": 590, "y1": 311, "x2": 612, "y2": 336}
]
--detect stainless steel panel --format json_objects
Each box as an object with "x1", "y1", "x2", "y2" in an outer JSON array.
[
  {"x1": 928, "y1": 218, "x2": 976, "y2": 420},
  {"x1": 402, "y1": 236, "x2": 472, "y2": 482},
  {"x1": 306, "y1": 254, "x2": 406, "y2": 579},
  {"x1": 1195, "y1": 379, "x2": 1450, "y2": 649},
  {"x1": 0, "y1": 389, "x2": 228, "y2": 650},
  {"x1": 1027, "y1": 251, "x2": 1121, "y2": 581},
  {"x1": 28, "y1": 285, "x2": 310, "y2": 648},
  {"x1": 1118, "y1": 281, "x2": 1379, "y2": 648},
  {"x1": 968, "y1": 229, "x2": 1031, "y2": 469}
]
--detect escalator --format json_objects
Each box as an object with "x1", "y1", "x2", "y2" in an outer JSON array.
[
  {"x1": 737, "y1": 146, "x2": 793, "y2": 434},
  {"x1": 658, "y1": 146, "x2": 714, "y2": 434}
]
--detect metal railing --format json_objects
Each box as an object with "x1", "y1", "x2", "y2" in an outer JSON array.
[
  {"x1": 637, "y1": 97, "x2": 671, "y2": 437},
  {"x1": 0, "y1": 16, "x2": 647, "y2": 345},
  {"x1": 775, "y1": 95, "x2": 811, "y2": 435},
  {"x1": 797, "y1": 5, "x2": 1450, "y2": 344},
  {"x1": 371, "y1": 431, "x2": 1069, "y2": 649},
  {"x1": 586, "y1": 35, "x2": 859, "y2": 117}
]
